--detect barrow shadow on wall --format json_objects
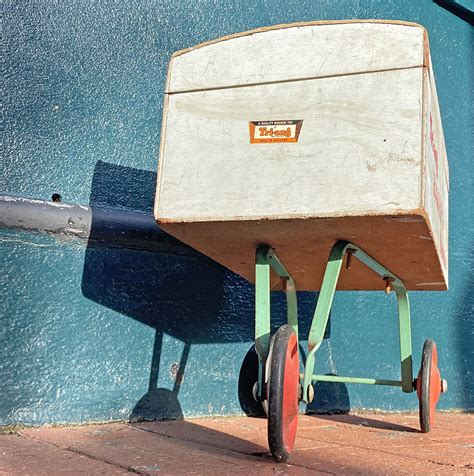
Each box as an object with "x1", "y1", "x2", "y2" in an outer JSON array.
[
  {"x1": 456, "y1": 242, "x2": 474, "y2": 410},
  {"x1": 81, "y1": 160, "x2": 348, "y2": 421}
]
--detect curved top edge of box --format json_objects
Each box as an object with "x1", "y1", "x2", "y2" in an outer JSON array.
[{"x1": 171, "y1": 19, "x2": 427, "y2": 58}]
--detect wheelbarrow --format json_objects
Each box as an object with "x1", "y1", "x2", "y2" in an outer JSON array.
[{"x1": 154, "y1": 20, "x2": 450, "y2": 462}]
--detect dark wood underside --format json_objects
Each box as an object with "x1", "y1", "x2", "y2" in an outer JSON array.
[{"x1": 159, "y1": 214, "x2": 446, "y2": 291}]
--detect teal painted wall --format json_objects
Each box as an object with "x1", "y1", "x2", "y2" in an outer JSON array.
[{"x1": 2, "y1": 0, "x2": 473, "y2": 425}]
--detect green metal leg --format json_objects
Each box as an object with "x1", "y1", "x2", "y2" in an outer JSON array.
[
  {"x1": 255, "y1": 246, "x2": 271, "y2": 400},
  {"x1": 267, "y1": 248, "x2": 298, "y2": 336},
  {"x1": 394, "y1": 284, "x2": 414, "y2": 392},
  {"x1": 302, "y1": 240, "x2": 415, "y2": 403},
  {"x1": 303, "y1": 241, "x2": 348, "y2": 401},
  {"x1": 254, "y1": 245, "x2": 299, "y2": 401},
  {"x1": 307, "y1": 241, "x2": 348, "y2": 352},
  {"x1": 285, "y1": 277, "x2": 298, "y2": 336}
]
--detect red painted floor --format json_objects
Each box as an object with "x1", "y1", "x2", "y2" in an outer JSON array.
[{"x1": 2, "y1": 413, "x2": 472, "y2": 474}]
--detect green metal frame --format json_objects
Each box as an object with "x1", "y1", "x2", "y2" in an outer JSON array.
[
  {"x1": 255, "y1": 245, "x2": 297, "y2": 401},
  {"x1": 254, "y1": 240, "x2": 414, "y2": 405}
]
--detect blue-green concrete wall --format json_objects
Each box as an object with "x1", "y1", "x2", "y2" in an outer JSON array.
[{"x1": 2, "y1": 0, "x2": 473, "y2": 425}]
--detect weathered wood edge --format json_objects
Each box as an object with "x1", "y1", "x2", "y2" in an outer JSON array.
[
  {"x1": 171, "y1": 19, "x2": 428, "y2": 59},
  {"x1": 157, "y1": 208, "x2": 447, "y2": 291},
  {"x1": 154, "y1": 88, "x2": 171, "y2": 222},
  {"x1": 155, "y1": 207, "x2": 429, "y2": 225}
]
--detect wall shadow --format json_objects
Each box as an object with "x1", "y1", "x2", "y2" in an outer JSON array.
[
  {"x1": 312, "y1": 413, "x2": 418, "y2": 433},
  {"x1": 238, "y1": 345, "x2": 266, "y2": 418},
  {"x1": 456, "y1": 242, "x2": 474, "y2": 410},
  {"x1": 434, "y1": 0, "x2": 474, "y2": 24},
  {"x1": 82, "y1": 160, "x2": 346, "y2": 421},
  {"x1": 306, "y1": 377, "x2": 350, "y2": 415},
  {"x1": 82, "y1": 161, "x2": 234, "y2": 420}
]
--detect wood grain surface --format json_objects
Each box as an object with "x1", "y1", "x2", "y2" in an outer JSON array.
[
  {"x1": 155, "y1": 21, "x2": 449, "y2": 290},
  {"x1": 160, "y1": 213, "x2": 446, "y2": 291}
]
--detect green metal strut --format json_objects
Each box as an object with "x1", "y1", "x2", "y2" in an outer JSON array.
[
  {"x1": 254, "y1": 245, "x2": 299, "y2": 401},
  {"x1": 254, "y1": 240, "x2": 414, "y2": 406},
  {"x1": 302, "y1": 240, "x2": 414, "y2": 403}
]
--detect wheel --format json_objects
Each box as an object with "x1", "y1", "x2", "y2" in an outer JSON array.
[
  {"x1": 267, "y1": 324, "x2": 300, "y2": 462},
  {"x1": 416, "y1": 339, "x2": 444, "y2": 433},
  {"x1": 238, "y1": 345, "x2": 267, "y2": 417}
]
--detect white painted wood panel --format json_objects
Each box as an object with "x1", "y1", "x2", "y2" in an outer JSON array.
[
  {"x1": 423, "y1": 65, "x2": 449, "y2": 285},
  {"x1": 154, "y1": 22, "x2": 449, "y2": 290},
  {"x1": 157, "y1": 67, "x2": 423, "y2": 222},
  {"x1": 168, "y1": 22, "x2": 425, "y2": 93}
]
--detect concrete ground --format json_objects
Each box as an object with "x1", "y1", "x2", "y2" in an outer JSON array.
[{"x1": 1, "y1": 413, "x2": 472, "y2": 475}]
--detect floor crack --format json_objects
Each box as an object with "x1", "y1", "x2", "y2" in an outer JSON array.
[
  {"x1": 129, "y1": 424, "x2": 334, "y2": 474},
  {"x1": 65, "y1": 445, "x2": 141, "y2": 474},
  {"x1": 17, "y1": 432, "x2": 140, "y2": 474}
]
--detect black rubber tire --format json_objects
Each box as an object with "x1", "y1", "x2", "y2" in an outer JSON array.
[
  {"x1": 267, "y1": 324, "x2": 299, "y2": 463},
  {"x1": 419, "y1": 339, "x2": 436, "y2": 433}
]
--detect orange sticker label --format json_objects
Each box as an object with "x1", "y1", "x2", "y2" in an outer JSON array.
[{"x1": 249, "y1": 120, "x2": 303, "y2": 144}]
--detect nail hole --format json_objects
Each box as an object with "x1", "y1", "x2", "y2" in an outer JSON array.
[{"x1": 51, "y1": 193, "x2": 62, "y2": 203}]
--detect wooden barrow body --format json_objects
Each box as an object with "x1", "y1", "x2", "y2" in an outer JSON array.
[{"x1": 154, "y1": 20, "x2": 449, "y2": 291}]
